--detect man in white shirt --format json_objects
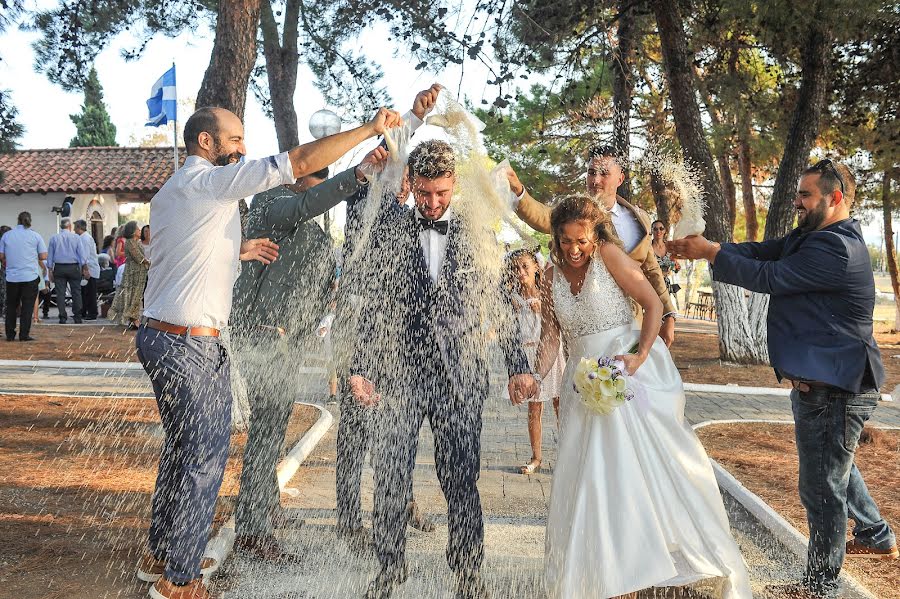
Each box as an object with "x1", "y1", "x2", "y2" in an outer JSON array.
[
  {"x1": 0, "y1": 212, "x2": 47, "y2": 341},
  {"x1": 74, "y1": 220, "x2": 100, "y2": 320},
  {"x1": 135, "y1": 104, "x2": 402, "y2": 599}
]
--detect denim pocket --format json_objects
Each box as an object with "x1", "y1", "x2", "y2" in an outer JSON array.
[{"x1": 843, "y1": 394, "x2": 877, "y2": 452}]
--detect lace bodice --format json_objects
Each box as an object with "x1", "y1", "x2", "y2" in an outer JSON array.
[{"x1": 552, "y1": 255, "x2": 633, "y2": 342}]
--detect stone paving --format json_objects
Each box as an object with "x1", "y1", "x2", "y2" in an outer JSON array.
[{"x1": 1, "y1": 359, "x2": 896, "y2": 598}]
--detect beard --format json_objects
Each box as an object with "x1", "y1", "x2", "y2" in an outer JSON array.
[
  {"x1": 212, "y1": 141, "x2": 244, "y2": 167},
  {"x1": 797, "y1": 198, "x2": 828, "y2": 233}
]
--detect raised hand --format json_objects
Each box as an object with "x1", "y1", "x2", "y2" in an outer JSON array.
[
  {"x1": 505, "y1": 165, "x2": 525, "y2": 197},
  {"x1": 666, "y1": 235, "x2": 720, "y2": 263},
  {"x1": 239, "y1": 238, "x2": 279, "y2": 264},
  {"x1": 355, "y1": 146, "x2": 390, "y2": 181},
  {"x1": 412, "y1": 84, "x2": 443, "y2": 120},
  {"x1": 349, "y1": 375, "x2": 381, "y2": 407},
  {"x1": 369, "y1": 108, "x2": 404, "y2": 136}
]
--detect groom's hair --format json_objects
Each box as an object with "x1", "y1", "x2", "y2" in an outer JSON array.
[{"x1": 408, "y1": 140, "x2": 455, "y2": 180}]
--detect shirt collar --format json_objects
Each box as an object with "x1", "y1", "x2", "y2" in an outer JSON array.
[
  {"x1": 609, "y1": 200, "x2": 624, "y2": 215},
  {"x1": 183, "y1": 155, "x2": 212, "y2": 167}
]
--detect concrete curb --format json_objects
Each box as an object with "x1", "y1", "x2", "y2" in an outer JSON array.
[
  {"x1": 684, "y1": 382, "x2": 892, "y2": 402},
  {"x1": 202, "y1": 401, "x2": 334, "y2": 578},
  {"x1": 0, "y1": 359, "x2": 327, "y2": 375},
  {"x1": 693, "y1": 418, "x2": 879, "y2": 599}
]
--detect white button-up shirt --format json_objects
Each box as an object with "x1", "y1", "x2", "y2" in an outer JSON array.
[
  {"x1": 609, "y1": 200, "x2": 644, "y2": 253},
  {"x1": 143, "y1": 153, "x2": 296, "y2": 329},
  {"x1": 416, "y1": 206, "x2": 453, "y2": 282},
  {"x1": 79, "y1": 231, "x2": 100, "y2": 279}
]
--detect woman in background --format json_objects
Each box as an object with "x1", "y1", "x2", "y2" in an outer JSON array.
[
  {"x1": 651, "y1": 220, "x2": 681, "y2": 309},
  {"x1": 108, "y1": 221, "x2": 149, "y2": 329}
]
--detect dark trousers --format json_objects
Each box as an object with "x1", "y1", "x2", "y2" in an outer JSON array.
[
  {"x1": 5, "y1": 278, "x2": 39, "y2": 340},
  {"x1": 53, "y1": 263, "x2": 82, "y2": 322},
  {"x1": 372, "y1": 367, "x2": 485, "y2": 576},
  {"x1": 80, "y1": 277, "x2": 98, "y2": 318},
  {"x1": 135, "y1": 326, "x2": 232, "y2": 585},
  {"x1": 792, "y1": 387, "x2": 896, "y2": 595}
]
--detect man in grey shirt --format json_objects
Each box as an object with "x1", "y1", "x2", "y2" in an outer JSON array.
[
  {"x1": 47, "y1": 218, "x2": 88, "y2": 324},
  {"x1": 74, "y1": 219, "x2": 100, "y2": 320}
]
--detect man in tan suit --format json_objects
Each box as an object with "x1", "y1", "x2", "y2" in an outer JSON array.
[{"x1": 506, "y1": 145, "x2": 677, "y2": 346}]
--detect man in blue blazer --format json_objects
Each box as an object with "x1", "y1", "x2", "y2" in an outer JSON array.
[
  {"x1": 670, "y1": 160, "x2": 897, "y2": 599},
  {"x1": 350, "y1": 140, "x2": 537, "y2": 599}
]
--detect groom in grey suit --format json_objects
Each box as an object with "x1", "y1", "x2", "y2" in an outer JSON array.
[{"x1": 351, "y1": 140, "x2": 537, "y2": 599}]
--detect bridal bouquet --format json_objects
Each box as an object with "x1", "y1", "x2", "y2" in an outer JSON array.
[{"x1": 573, "y1": 356, "x2": 634, "y2": 415}]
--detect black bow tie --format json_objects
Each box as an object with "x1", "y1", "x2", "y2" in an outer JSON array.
[{"x1": 418, "y1": 218, "x2": 449, "y2": 235}]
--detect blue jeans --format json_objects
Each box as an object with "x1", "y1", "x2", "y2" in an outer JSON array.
[
  {"x1": 136, "y1": 325, "x2": 232, "y2": 584},
  {"x1": 791, "y1": 387, "x2": 895, "y2": 595}
]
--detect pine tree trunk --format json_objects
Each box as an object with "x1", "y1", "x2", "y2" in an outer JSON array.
[
  {"x1": 882, "y1": 171, "x2": 900, "y2": 331},
  {"x1": 762, "y1": 11, "x2": 832, "y2": 240},
  {"x1": 261, "y1": 0, "x2": 301, "y2": 152},
  {"x1": 650, "y1": 169, "x2": 673, "y2": 229},
  {"x1": 652, "y1": 0, "x2": 766, "y2": 364},
  {"x1": 196, "y1": 0, "x2": 262, "y2": 120},
  {"x1": 718, "y1": 151, "x2": 737, "y2": 233},
  {"x1": 611, "y1": 0, "x2": 636, "y2": 200},
  {"x1": 737, "y1": 135, "x2": 758, "y2": 241}
]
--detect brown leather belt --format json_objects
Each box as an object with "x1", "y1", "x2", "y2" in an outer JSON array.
[{"x1": 146, "y1": 319, "x2": 220, "y2": 337}]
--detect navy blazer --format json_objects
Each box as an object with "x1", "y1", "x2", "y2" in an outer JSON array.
[
  {"x1": 712, "y1": 218, "x2": 883, "y2": 393},
  {"x1": 353, "y1": 202, "x2": 530, "y2": 399}
]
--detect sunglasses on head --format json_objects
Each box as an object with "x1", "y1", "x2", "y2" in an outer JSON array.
[{"x1": 811, "y1": 159, "x2": 845, "y2": 194}]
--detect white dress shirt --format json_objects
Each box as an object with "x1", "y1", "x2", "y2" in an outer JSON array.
[
  {"x1": 143, "y1": 153, "x2": 296, "y2": 329},
  {"x1": 609, "y1": 200, "x2": 644, "y2": 253},
  {"x1": 416, "y1": 206, "x2": 453, "y2": 282},
  {"x1": 79, "y1": 231, "x2": 101, "y2": 279}
]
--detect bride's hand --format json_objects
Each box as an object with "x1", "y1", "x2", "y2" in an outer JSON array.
[{"x1": 614, "y1": 352, "x2": 647, "y2": 376}]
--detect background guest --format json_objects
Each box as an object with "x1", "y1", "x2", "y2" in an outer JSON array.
[
  {"x1": 140, "y1": 224, "x2": 152, "y2": 262},
  {"x1": 101, "y1": 234, "x2": 115, "y2": 262},
  {"x1": 108, "y1": 220, "x2": 149, "y2": 329},
  {"x1": 0, "y1": 225, "x2": 9, "y2": 318},
  {"x1": 47, "y1": 217, "x2": 88, "y2": 324},
  {"x1": 112, "y1": 226, "x2": 127, "y2": 268},
  {"x1": 75, "y1": 219, "x2": 100, "y2": 321},
  {"x1": 0, "y1": 212, "x2": 47, "y2": 341},
  {"x1": 650, "y1": 220, "x2": 681, "y2": 309},
  {"x1": 506, "y1": 248, "x2": 563, "y2": 475}
]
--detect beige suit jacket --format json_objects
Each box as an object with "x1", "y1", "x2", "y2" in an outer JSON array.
[{"x1": 516, "y1": 191, "x2": 676, "y2": 315}]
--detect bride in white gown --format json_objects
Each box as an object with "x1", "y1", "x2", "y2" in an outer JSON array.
[{"x1": 529, "y1": 196, "x2": 752, "y2": 599}]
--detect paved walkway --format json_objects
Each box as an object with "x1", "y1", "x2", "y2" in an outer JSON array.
[{"x1": 1, "y1": 359, "x2": 896, "y2": 598}]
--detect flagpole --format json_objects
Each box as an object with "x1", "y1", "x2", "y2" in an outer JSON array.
[{"x1": 172, "y1": 62, "x2": 178, "y2": 172}]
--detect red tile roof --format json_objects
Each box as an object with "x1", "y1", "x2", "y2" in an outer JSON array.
[{"x1": 0, "y1": 147, "x2": 186, "y2": 195}]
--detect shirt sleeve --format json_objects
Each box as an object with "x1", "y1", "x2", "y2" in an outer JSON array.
[
  {"x1": 199, "y1": 153, "x2": 297, "y2": 203},
  {"x1": 37, "y1": 236, "x2": 47, "y2": 254},
  {"x1": 47, "y1": 237, "x2": 55, "y2": 268}
]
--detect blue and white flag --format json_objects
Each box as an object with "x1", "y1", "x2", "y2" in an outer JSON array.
[{"x1": 146, "y1": 65, "x2": 177, "y2": 126}]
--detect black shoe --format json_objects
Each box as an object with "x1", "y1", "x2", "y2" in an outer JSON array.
[
  {"x1": 74, "y1": 319, "x2": 83, "y2": 324},
  {"x1": 59, "y1": 319, "x2": 67, "y2": 324},
  {"x1": 364, "y1": 562, "x2": 408, "y2": 599},
  {"x1": 20, "y1": 336, "x2": 36, "y2": 342},
  {"x1": 5, "y1": 337, "x2": 14, "y2": 342},
  {"x1": 83, "y1": 315, "x2": 97, "y2": 321},
  {"x1": 456, "y1": 571, "x2": 489, "y2": 599}
]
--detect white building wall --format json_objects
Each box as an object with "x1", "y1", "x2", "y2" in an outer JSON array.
[
  {"x1": 0, "y1": 193, "x2": 64, "y2": 243},
  {"x1": 0, "y1": 192, "x2": 119, "y2": 245}
]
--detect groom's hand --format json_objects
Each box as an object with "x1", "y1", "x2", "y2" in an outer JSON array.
[
  {"x1": 508, "y1": 374, "x2": 538, "y2": 405},
  {"x1": 349, "y1": 375, "x2": 380, "y2": 407}
]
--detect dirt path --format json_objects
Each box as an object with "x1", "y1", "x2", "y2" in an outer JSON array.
[{"x1": 0, "y1": 394, "x2": 317, "y2": 599}]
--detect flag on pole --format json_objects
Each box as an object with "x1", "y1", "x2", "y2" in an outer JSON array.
[{"x1": 146, "y1": 65, "x2": 177, "y2": 126}]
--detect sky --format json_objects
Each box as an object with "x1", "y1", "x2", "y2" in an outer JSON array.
[{"x1": 0, "y1": 6, "x2": 888, "y2": 247}]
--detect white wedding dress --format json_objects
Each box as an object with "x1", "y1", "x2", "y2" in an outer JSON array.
[{"x1": 544, "y1": 255, "x2": 752, "y2": 599}]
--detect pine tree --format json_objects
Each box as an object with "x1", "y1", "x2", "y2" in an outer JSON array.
[{"x1": 69, "y1": 68, "x2": 117, "y2": 147}]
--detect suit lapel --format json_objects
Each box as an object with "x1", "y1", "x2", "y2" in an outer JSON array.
[{"x1": 438, "y1": 219, "x2": 461, "y2": 286}]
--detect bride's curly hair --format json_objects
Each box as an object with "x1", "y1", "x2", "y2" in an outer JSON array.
[{"x1": 549, "y1": 195, "x2": 625, "y2": 265}]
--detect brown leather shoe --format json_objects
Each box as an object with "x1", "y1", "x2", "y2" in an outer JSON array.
[
  {"x1": 234, "y1": 534, "x2": 302, "y2": 563},
  {"x1": 846, "y1": 539, "x2": 899, "y2": 559},
  {"x1": 137, "y1": 555, "x2": 218, "y2": 583},
  {"x1": 764, "y1": 583, "x2": 826, "y2": 599},
  {"x1": 149, "y1": 577, "x2": 214, "y2": 599}
]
